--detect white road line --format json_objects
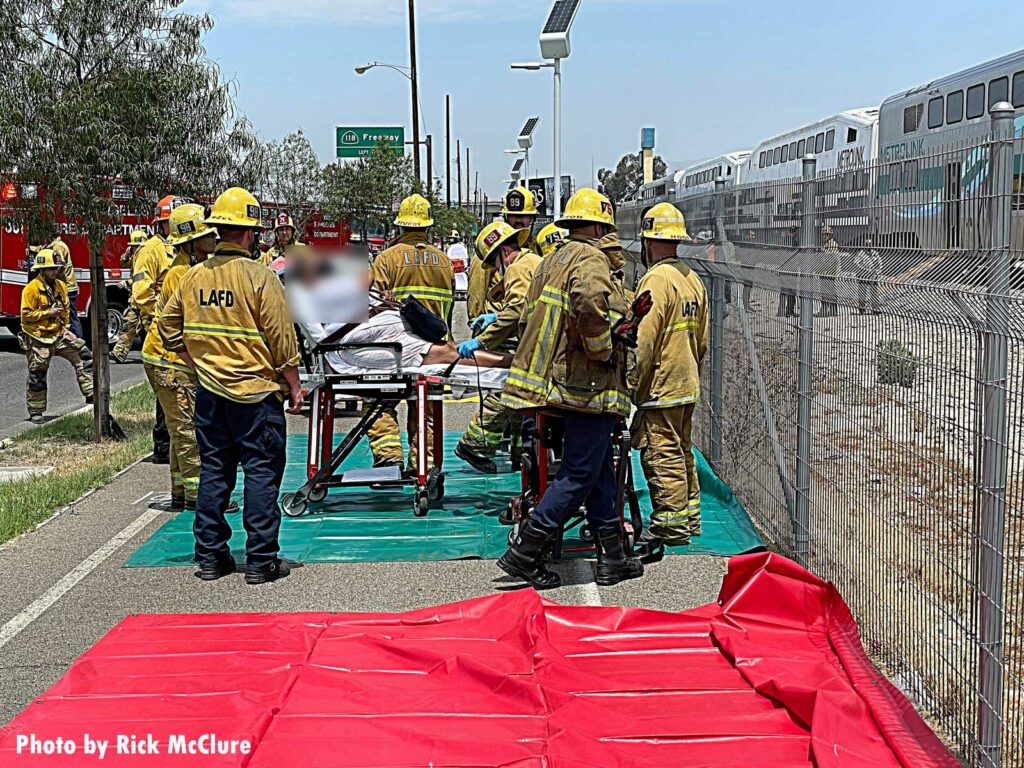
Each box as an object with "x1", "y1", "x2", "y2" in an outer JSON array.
[
  {"x1": 572, "y1": 560, "x2": 602, "y2": 607},
  {"x1": 0, "y1": 507, "x2": 164, "y2": 651},
  {"x1": 132, "y1": 491, "x2": 154, "y2": 505}
]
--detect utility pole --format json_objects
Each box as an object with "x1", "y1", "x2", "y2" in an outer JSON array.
[
  {"x1": 474, "y1": 172, "x2": 479, "y2": 217},
  {"x1": 445, "y1": 95, "x2": 452, "y2": 207},
  {"x1": 407, "y1": 0, "x2": 421, "y2": 182},
  {"x1": 465, "y1": 147, "x2": 471, "y2": 206},
  {"x1": 456, "y1": 139, "x2": 462, "y2": 207},
  {"x1": 426, "y1": 134, "x2": 433, "y2": 192}
]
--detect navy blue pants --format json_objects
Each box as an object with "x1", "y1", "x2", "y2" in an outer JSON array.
[
  {"x1": 67, "y1": 291, "x2": 83, "y2": 339},
  {"x1": 532, "y1": 411, "x2": 619, "y2": 531},
  {"x1": 193, "y1": 386, "x2": 287, "y2": 571}
]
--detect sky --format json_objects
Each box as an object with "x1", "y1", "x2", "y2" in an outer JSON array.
[{"x1": 189, "y1": 0, "x2": 1024, "y2": 198}]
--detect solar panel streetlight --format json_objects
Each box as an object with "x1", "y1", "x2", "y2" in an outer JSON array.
[
  {"x1": 511, "y1": 1, "x2": 580, "y2": 219},
  {"x1": 505, "y1": 146, "x2": 530, "y2": 185}
]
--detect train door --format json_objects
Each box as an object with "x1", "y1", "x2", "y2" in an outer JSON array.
[{"x1": 945, "y1": 161, "x2": 962, "y2": 249}]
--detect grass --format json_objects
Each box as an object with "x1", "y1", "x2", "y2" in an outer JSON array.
[{"x1": 0, "y1": 384, "x2": 156, "y2": 544}]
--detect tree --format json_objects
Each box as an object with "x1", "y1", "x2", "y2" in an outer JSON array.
[
  {"x1": 322, "y1": 139, "x2": 417, "y2": 241},
  {"x1": 598, "y1": 152, "x2": 668, "y2": 203},
  {"x1": 258, "y1": 130, "x2": 324, "y2": 229},
  {"x1": 0, "y1": 0, "x2": 258, "y2": 438},
  {"x1": 425, "y1": 183, "x2": 479, "y2": 242}
]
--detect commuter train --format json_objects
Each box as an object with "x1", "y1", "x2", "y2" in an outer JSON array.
[{"x1": 617, "y1": 48, "x2": 1024, "y2": 258}]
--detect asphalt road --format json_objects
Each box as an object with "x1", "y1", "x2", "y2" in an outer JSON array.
[
  {"x1": 0, "y1": 328, "x2": 146, "y2": 440},
  {"x1": 0, "y1": 303, "x2": 730, "y2": 725}
]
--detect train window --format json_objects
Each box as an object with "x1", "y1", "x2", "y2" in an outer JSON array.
[
  {"x1": 797, "y1": 139, "x2": 806, "y2": 157},
  {"x1": 825, "y1": 129, "x2": 835, "y2": 151},
  {"x1": 846, "y1": 128, "x2": 857, "y2": 143},
  {"x1": 1014, "y1": 72, "x2": 1024, "y2": 108},
  {"x1": 947, "y1": 90, "x2": 964, "y2": 124},
  {"x1": 928, "y1": 96, "x2": 944, "y2": 129},
  {"x1": 988, "y1": 77, "x2": 1008, "y2": 110},
  {"x1": 773, "y1": 146, "x2": 782, "y2": 164},
  {"x1": 727, "y1": 167, "x2": 732, "y2": 176},
  {"x1": 814, "y1": 132, "x2": 825, "y2": 154},
  {"x1": 759, "y1": 152, "x2": 765, "y2": 169},
  {"x1": 789, "y1": 141, "x2": 798, "y2": 159},
  {"x1": 807, "y1": 136, "x2": 815, "y2": 154},
  {"x1": 966, "y1": 83, "x2": 985, "y2": 119},
  {"x1": 781, "y1": 144, "x2": 789, "y2": 163},
  {"x1": 903, "y1": 104, "x2": 923, "y2": 134}
]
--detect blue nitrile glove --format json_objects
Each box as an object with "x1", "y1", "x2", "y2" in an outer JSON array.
[
  {"x1": 457, "y1": 338, "x2": 482, "y2": 359},
  {"x1": 470, "y1": 313, "x2": 498, "y2": 334}
]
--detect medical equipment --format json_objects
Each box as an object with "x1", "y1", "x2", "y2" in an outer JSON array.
[{"x1": 281, "y1": 341, "x2": 508, "y2": 518}]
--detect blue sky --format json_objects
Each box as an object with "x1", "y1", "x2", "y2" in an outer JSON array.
[{"x1": 191, "y1": 0, "x2": 1024, "y2": 197}]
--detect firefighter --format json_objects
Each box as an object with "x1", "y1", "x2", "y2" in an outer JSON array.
[
  {"x1": 158, "y1": 187, "x2": 303, "y2": 584},
  {"x1": 497, "y1": 188, "x2": 642, "y2": 590},
  {"x1": 630, "y1": 203, "x2": 709, "y2": 545},
  {"x1": 141, "y1": 204, "x2": 216, "y2": 512},
  {"x1": 109, "y1": 230, "x2": 149, "y2": 354},
  {"x1": 21, "y1": 249, "x2": 93, "y2": 423},
  {"x1": 47, "y1": 237, "x2": 84, "y2": 340},
  {"x1": 121, "y1": 195, "x2": 183, "y2": 463},
  {"x1": 366, "y1": 194, "x2": 454, "y2": 471},
  {"x1": 503, "y1": 186, "x2": 541, "y2": 255},
  {"x1": 454, "y1": 221, "x2": 541, "y2": 473},
  {"x1": 536, "y1": 222, "x2": 567, "y2": 260},
  {"x1": 260, "y1": 213, "x2": 299, "y2": 268}
]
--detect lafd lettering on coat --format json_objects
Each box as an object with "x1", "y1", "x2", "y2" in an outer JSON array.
[
  {"x1": 402, "y1": 249, "x2": 441, "y2": 267},
  {"x1": 198, "y1": 289, "x2": 234, "y2": 308}
]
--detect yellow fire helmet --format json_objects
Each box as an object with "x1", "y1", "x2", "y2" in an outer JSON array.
[
  {"x1": 205, "y1": 187, "x2": 263, "y2": 229},
  {"x1": 475, "y1": 221, "x2": 522, "y2": 264},
  {"x1": 274, "y1": 213, "x2": 295, "y2": 232},
  {"x1": 168, "y1": 203, "x2": 216, "y2": 246},
  {"x1": 393, "y1": 193, "x2": 433, "y2": 228},
  {"x1": 641, "y1": 202, "x2": 689, "y2": 241},
  {"x1": 536, "y1": 223, "x2": 568, "y2": 259},
  {"x1": 31, "y1": 248, "x2": 62, "y2": 271},
  {"x1": 556, "y1": 187, "x2": 616, "y2": 231},
  {"x1": 502, "y1": 186, "x2": 538, "y2": 217},
  {"x1": 128, "y1": 230, "x2": 149, "y2": 247}
]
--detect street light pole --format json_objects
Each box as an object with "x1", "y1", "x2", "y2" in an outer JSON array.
[{"x1": 553, "y1": 58, "x2": 562, "y2": 220}]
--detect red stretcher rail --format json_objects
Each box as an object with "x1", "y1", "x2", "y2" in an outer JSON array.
[{"x1": 0, "y1": 553, "x2": 957, "y2": 767}]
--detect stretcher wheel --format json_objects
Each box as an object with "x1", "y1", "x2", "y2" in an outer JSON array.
[
  {"x1": 307, "y1": 485, "x2": 328, "y2": 503},
  {"x1": 427, "y1": 475, "x2": 445, "y2": 502},
  {"x1": 281, "y1": 492, "x2": 307, "y2": 517},
  {"x1": 579, "y1": 524, "x2": 594, "y2": 543},
  {"x1": 414, "y1": 491, "x2": 429, "y2": 517}
]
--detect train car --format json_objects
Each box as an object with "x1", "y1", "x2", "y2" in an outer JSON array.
[
  {"x1": 874, "y1": 48, "x2": 1024, "y2": 253},
  {"x1": 616, "y1": 176, "x2": 674, "y2": 247},
  {"x1": 674, "y1": 152, "x2": 751, "y2": 239}
]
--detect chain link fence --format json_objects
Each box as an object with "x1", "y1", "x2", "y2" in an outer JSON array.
[{"x1": 657, "y1": 106, "x2": 1023, "y2": 766}]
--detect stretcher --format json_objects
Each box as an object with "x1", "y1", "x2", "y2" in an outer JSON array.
[
  {"x1": 281, "y1": 341, "x2": 508, "y2": 518},
  {"x1": 506, "y1": 410, "x2": 664, "y2": 561}
]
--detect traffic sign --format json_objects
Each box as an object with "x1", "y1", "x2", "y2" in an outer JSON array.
[{"x1": 335, "y1": 126, "x2": 405, "y2": 158}]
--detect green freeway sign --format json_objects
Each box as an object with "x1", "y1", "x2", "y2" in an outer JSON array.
[{"x1": 335, "y1": 126, "x2": 405, "y2": 158}]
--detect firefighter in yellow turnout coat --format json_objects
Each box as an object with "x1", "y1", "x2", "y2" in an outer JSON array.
[
  {"x1": 142, "y1": 204, "x2": 216, "y2": 511},
  {"x1": 453, "y1": 221, "x2": 541, "y2": 473},
  {"x1": 21, "y1": 249, "x2": 93, "y2": 422},
  {"x1": 366, "y1": 194, "x2": 455, "y2": 470},
  {"x1": 497, "y1": 188, "x2": 643, "y2": 591},
  {"x1": 630, "y1": 203, "x2": 709, "y2": 545},
  {"x1": 158, "y1": 187, "x2": 303, "y2": 584},
  {"x1": 260, "y1": 213, "x2": 301, "y2": 268}
]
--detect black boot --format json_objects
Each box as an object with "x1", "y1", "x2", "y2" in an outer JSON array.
[
  {"x1": 594, "y1": 527, "x2": 644, "y2": 586},
  {"x1": 497, "y1": 519, "x2": 561, "y2": 589},
  {"x1": 455, "y1": 442, "x2": 497, "y2": 474}
]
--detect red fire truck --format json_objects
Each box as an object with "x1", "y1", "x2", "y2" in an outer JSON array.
[{"x1": 0, "y1": 184, "x2": 350, "y2": 344}]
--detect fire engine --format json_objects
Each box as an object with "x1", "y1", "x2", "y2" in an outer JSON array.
[{"x1": 0, "y1": 183, "x2": 350, "y2": 345}]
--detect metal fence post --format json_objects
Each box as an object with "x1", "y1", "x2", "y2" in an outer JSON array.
[
  {"x1": 709, "y1": 177, "x2": 726, "y2": 468},
  {"x1": 794, "y1": 156, "x2": 817, "y2": 567},
  {"x1": 975, "y1": 102, "x2": 1014, "y2": 768}
]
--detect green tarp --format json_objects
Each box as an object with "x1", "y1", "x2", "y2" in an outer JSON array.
[{"x1": 125, "y1": 433, "x2": 762, "y2": 567}]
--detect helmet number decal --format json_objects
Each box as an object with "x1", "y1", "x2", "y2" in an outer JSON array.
[
  {"x1": 506, "y1": 191, "x2": 525, "y2": 211},
  {"x1": 246, "y1": 204, "x2": 261, "y2": 220},
  {"x1": 601, "y1": 201, "x2": 614, "y2": 217}
]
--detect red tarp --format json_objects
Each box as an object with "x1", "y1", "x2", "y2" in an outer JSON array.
[{"x1": 0, "y1": 553, "x2": 957, "y2": 767}]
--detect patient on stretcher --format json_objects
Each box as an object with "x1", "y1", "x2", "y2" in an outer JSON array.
[{"x1": 321, "y1": 310, "x2": 512, "y2": 372}]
